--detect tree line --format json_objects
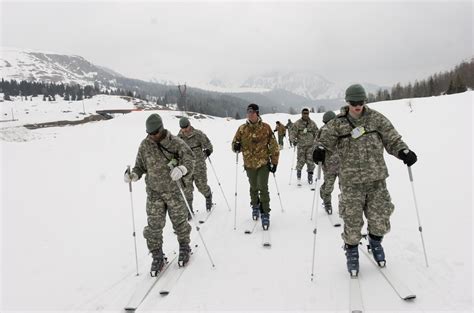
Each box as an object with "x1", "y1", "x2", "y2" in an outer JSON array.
[{"x1": 368, "y1": 59, "x2": 473, "y2": 102}]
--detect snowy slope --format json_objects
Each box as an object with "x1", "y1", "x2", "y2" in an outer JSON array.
[{"x1": 1, "y1": 92, "x2": 472, "y2": 312}]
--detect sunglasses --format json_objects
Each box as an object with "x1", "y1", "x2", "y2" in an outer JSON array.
[
  {"x1": 302, "y1": 112, "x2": 309, "y2": 115},
  {"x1": 348, "y1": 101, "x2": 365, "y2": 107},
  {"x1": 247, "y1": 109, "x2": 257, "y2": 114}
]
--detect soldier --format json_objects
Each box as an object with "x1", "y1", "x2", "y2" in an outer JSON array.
[
  {"x1": 178, "y1": 117, "x2": 214, "y2": 217},
  {"x1": 232, "y1": 103, "x2": 280, "y2": 230},
  {"x1": 316, "y1": 111, "x2": 339, "y2": 214},
  {"x1": 286, "y1": 119, "x2": 294, "y2": 147},
  {"x1": 273, "y1": 121, "x2": 286, "y2": 149},
  {"x1": 290, "y1": 108, "x2": 318, "y2": 185},
  {"x1": 124, "y1": 113, "x2": 195, "y2": 274},
  {"x1": 313, "y1": 84, "x2": 417, "y2": 276}
]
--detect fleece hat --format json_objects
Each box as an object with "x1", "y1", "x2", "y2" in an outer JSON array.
[{"x1": 146, "y1": 113, "x2": 163, "y2": 134}]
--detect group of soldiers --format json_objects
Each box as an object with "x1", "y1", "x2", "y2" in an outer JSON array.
[{"x1": 124, "y1": 83, "x2": 418, "y2": 276}]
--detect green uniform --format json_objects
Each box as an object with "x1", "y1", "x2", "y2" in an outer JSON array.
[
  {"x1": 291, "y1": 117, "x2": 318, "y2": 173},
  {"x1": 317, "y1": 105, "x2": 409, "y2": 245},
  {"x1": 132, "y1": 130, "x2": 194, "y2": 252}
]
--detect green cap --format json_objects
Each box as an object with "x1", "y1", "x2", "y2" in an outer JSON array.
[
  {"x1": 323, "y1": 111, "x2": 336, "y2": 123},
  {"x1": 179, "y1": 117, "x2": 190, "y2": 128},
  {"x1": 345, "y1": 84, "x2": 367, "y2": 102},
  {"x1": 146, "y1": 113, "x2": 163, "y2": 134}
]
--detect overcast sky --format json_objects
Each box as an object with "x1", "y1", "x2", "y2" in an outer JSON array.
[{"x1": 1, "y1": 0, "x2": 472, "y2": 87}]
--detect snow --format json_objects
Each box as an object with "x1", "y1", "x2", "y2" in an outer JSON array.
[{"x1": 1, "y1": 92, "x2": 472, "y2": 312}]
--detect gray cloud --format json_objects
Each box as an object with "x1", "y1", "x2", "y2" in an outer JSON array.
[{"x1": 1, "y1": 1, "x2": 472, "y2": 86}]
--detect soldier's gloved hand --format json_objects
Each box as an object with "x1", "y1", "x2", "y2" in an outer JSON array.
[
  {"x1": 398, "y1": 149, "x2": 417, "y2": 167},
  {"x1": 312, "y1": 146, "x2": 326, "y2": 164},
  {"x1": 124, "y1": 170, "x2": 138, "y2": 183},
  {"x1": 203, "y1": 149, "x2": 212, "y2": 157},
  {"x1": 293, "y1": 141, "x2": 298, "y2": 146},
  {"x1": 268, "y1": 163, "x2": 277, "y2": 173},
  {"x1": 170, "y1": 165, "x2": 188, "y2": 181},
  {"x1": 233, "y1": 142, "x2": 241, "y2": 153}
]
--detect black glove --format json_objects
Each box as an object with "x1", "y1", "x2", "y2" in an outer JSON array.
[
  {"x1": 293, "y1": 141, "x2": 298, "y2": 146},
  {"x1": 268, "y1": 163, "x2": 277, "y2": 173},
  {"x1": 233, "y1": 142, "x2": 241, "y2": 152},
  {"x1": 398, "y1": 149, "x2": 417, "y2": 167},
  {"x1": 312, "y1": 147, "x2": 326, "y2": 164},
  {"x1": 203, "y1": 149, "x2": 212, "y2": 157}
]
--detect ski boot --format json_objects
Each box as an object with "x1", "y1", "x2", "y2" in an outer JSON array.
[
  {"x1": 205, "y1": 193, "x2": 213, "y2": 212},
  {"x1": 308, "y1": 171, "x2": 314, "y2": 185},
  {"x1": 323, "y1": 201, "x2": 333, "y2": 215},
  {"x1": 252, "y1": 203, "x2": 261, "y2": 221},
  {"x1": 296, "y1": 169, "x2": 302, "y2": 186},
  {"x1": 150, "y1": 248, "x2": 166, "y2": 277},
  {"x1": 345, "y1": 243, "x2": 359, "y2": 277},
  {"x1": 368, "y1": 234, "x2": 386, "y2": 267},
  {"x1": 178, "y1": 244, "x2": 191, "y2": 267},
  {"x1": 261, "y1": 212, "x2": 270, "y2": 230}
]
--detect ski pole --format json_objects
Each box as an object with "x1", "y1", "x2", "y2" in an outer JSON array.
[
  {"x1": 234, "y1": 152, "x2": 239, "y2": 230},
  {"x1": 272, "y1": 173, "x2": 285, "y2": 213},
  {"x1": 407, "y1": 165, "x2": 429, "y2": 267},
  {"x1": 310, "y1": 162, "x2": 322, "y2": 281},
  {"x1": 288, "y1": 146, "x2": 296, "y2": 185},
  {"x1": 126, "y1": 165, "x2": 139, "y2": 276},
  {"x1": 176, "y1": 180, "x2": 216, "y2": 268},
  {"x1": 207, "y1": 156, "x2": 232, "y2": 212}
]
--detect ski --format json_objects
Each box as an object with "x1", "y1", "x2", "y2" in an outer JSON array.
[
  {"x1": 262, "y1": 228, "x2": 271, "y2": 248},
  {"x1": 124, "y1": 253, "x2": 178, "y2": 311},
  {"x1": 158, "y1": 245, "x2": 198, "y2": 296},
  {"x1": 359, "y1": 241, "x2": 416, "y2": 300},
  {"x1": 244, "y1": 219, "x2": 259, "y2": 234},
  {"x1": 198, "y1": 205, "x2": 216, "y2": 224},
  {"x1": 349, "y1": 274, "x2": 364, "y2": 313}
]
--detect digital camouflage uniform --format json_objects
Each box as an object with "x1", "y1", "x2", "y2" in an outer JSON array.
[
  {"x1": 232, "y1": 117, "x2": 280, "y2": 213},
  {"x1": 317, "y1": 105, "x2": 409, "y2": 245},
  {"x1": 274, "y1": 123, "x2": 286, "y2": 148},
  {"x1": 290, "y1": 117, "x2": 318, "y2": 173},
  {"x1": 285, "y1": 121, "x2": 294, "y2": 147},
  {"x1": 131, "y1": 130, "x2": 194, "y2": 253},
  {"x1": 315, "y1": 120, "x2": 340, "y2": 205},
  {"x1": 178, "y1": 127, "x2": 213, "y2": 207}
]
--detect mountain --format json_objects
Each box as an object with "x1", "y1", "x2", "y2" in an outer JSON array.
[{"x1": 0, "y1": 47, "x2": 122, "y2": 86}]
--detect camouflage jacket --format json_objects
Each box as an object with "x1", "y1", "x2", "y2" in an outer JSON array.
[
  {"x1": 290, "y1": 118, "x2": 318, "y2": 147},
  {"x1": 232, "y1": 117, "x2": 280, "y2": 169},
  {"x1": 274, "y1": 124, "x2": 286, "y2": 136},
  {"x1": 316, "y1": 105, "x2": 408, "y2": 185},
  {"x1": 132, "y1": 130, "x2": 195, "y2": 194},
  {"x1": 315, "y1": 121, "x2": 340, "y2": 175},
  {"x1": 178, "y1": 127, "x2": 213, "y2": 166}
]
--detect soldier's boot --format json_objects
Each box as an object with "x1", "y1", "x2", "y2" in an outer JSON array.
[
  {"x1": 323, "y1": 201, "x2": 332, "y2": 215},
  {"x1": 150, "y1": 248, "x2": 166, "y2": 277},
  {"x1": 296, "y1": 169, "x2": 302, "y2": 185},
  {"x1": 252, "y1": 203, "x2": 260, "y2": 221},
  {"x1": 261, "y1": 212, "x2": 270, "y2": 230},
  {"x1": 205, "y1": 193, "x2": 213, "y2": 212},
  {"x1": 308, "y1": 171, "x2": 314, "y2": 185},
  {"x1": 345, "y1": 243, "x2": 359, "y2": 277},
  {"x1": 368, "y1": 234, "x2": 386, "y2": 267},
  {"x1": 178, "y1": 244, "x2": 191, "y2": 267}
]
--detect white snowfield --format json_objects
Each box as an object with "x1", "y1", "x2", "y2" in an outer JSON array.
[{"x1": 1, "y1": 92, "x2": 472, "y2": 312}]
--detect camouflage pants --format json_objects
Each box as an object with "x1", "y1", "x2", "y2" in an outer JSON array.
[
  {"x1": 183, "y1": 160, "x2": 211, "y2": 205},
  {"x1": 296, "y1": 145, "x2": 315, "y2": 172},
  {"x1": 320, "y1": 171, "x2": 338, "y2": 204},
  {"x1": 245, "y1": 165, "x2": 271, "y2": 213},
  {"x1": 339, "y1": 180, "x2": 395, "y2": 245},
  {"x1": 143, "y1": 188, "x2": 191, "y2": 253}
]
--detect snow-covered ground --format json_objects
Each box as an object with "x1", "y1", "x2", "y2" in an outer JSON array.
[{"x1": 1, "y1": 92, "x2": 472, "y2": 312}]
